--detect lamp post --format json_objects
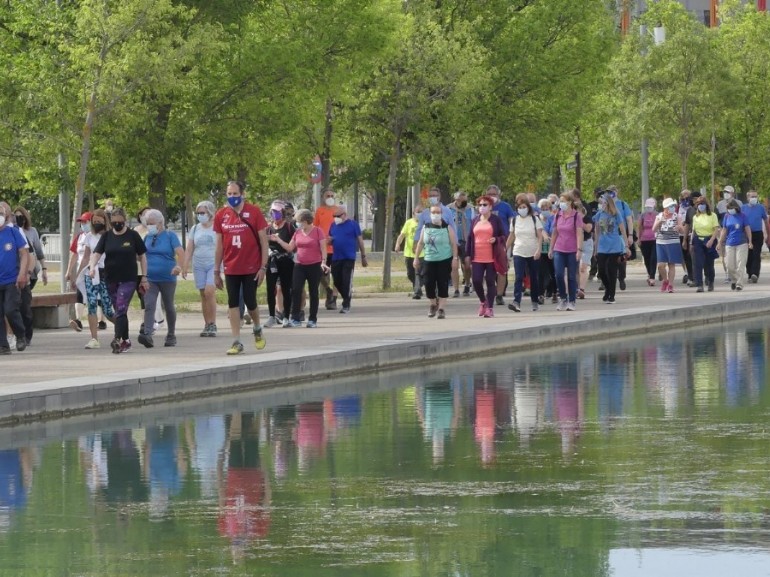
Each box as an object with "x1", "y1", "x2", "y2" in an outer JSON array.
[{"x1": 640, "y1": 24, "x2": 665, "y2": 206}]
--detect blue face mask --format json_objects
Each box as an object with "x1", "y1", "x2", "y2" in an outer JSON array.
[
  {"x1": 697, "y1": 204, "x2": 706, "y2": 213},
  {"x1": 147, "y1": 225, "x2": 158, "y2": 236},
  {"x1": 197, "y1": 213, "x2": 209, "y2": 224},
  {"x1": 227, "y1": 195, "x2": 243, "y2": 208}
]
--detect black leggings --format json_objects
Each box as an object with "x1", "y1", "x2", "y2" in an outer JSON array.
[
  {"x1": 597, "y1": 253, "x2": 622, "y2": 299},
  {"x1": 225, "y1": 273, "x2": 258, "y2": 311},
  {"x1": 266, "y1": 257, "x2": 293, "y2": 318},
  {"x1": 640, "y1": 240, "x2": 657, "y2": 279},
  {"x1": 423, "y1": 258, "x2": 452, "y2": 300},
  {"x1": 292, "y1": 263, "x2": 322, "y2": 322}
]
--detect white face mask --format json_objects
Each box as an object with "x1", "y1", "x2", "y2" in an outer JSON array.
[
  {"x1": 428, "y1": 197, "x2": 439, "y2": 206},
  {"x1": 333, "y1": 217, "x2": 343, "y2": 225},
  {"x1": 517, "y1": 207, "x2": 529, "y2": 217},
  {"x1": 324, "y1": 197, "x2": 335, "y2": 207},
  {"x1": 197, "y1": 213, "x2": 209, "y2": 224},
  {"x1": 81, "y1": 222, "x2": 91, "y2": 233},
  {"x1": 559, "y1": 201, "x2": 569, "y2": 211},
  {"x1": 430, "y1": 213, "x2": 442, "y2": 224},
  {"x1": 147, "y1": 224, "x2": 158, "y2": 236},
  {"x1": 728, "y1": 208, "x2": 737, "y2": 215},
  {"x1": 724, "y1": 193, "x2": 732, "y2": 200},
  {"x1": 749, "y1": 197, "x2": 758, "y2": 205}
]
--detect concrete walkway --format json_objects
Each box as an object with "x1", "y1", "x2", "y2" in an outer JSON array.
[{"x1": 4, "y1": 262, "x2": 769, "y2": 423}]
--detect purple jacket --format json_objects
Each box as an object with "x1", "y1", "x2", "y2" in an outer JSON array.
[{"x1": 465, "y1": 214, "x2": 506, "y2": 262}]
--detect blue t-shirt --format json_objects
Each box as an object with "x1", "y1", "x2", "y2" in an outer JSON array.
[
  {"x1": 492, "y1": 200, "x2": 515, "y2": 236},
  {"x1": 0, "y1": 226, "x2": 28, "y2": 285},
  {"x1": 723, "y1": 212, "x2": 749, "y2": 246},
  {"x1": 145, "y1": 230, "x2": 181, "y2": 282},
  {"x1": 593, "y1": 210, "x2": 625, "y2": 254},
  {"x1": 329, "y1": 219, "x2": 362, "y2": 261},
  {"x1": 742, "y1": 203, "x2": 767, "y2": 232}
]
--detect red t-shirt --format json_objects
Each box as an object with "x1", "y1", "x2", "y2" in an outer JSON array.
[
  {"x1": 314, "y1": 206, "x2": 336, "y2": 254},
  {"x1": 213, "y1": 203, "x2": 268, "y2": 275},
  {"x1": 292, "y1": 226, "x2": 325, "y2": 265},
  {"x1": 69, "y1": 230, "x2": 81, "y2": 254}
]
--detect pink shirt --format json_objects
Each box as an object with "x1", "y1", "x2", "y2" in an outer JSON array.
[
  {"x1": 638, "y1": 211, "x2": 657, "y2": 242},
  {"x1": 293, "y1": 226, "x2": 325, "y2": 265},
  {"x1": 553, "y1": 211, "x2": 579, "y2": 253},
  {"x1": 473, "y1": 220, "x2": 494, "y2": 263}
]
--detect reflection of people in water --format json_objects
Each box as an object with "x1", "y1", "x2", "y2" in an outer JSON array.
[
  {"x1": 78, "y1": 433, "x2": 108, "y2": 495},
  {"x1": 143, "y1": 425, "x2": 188, "y2": 519},
  {"x1": 218, "y1": 412, "x2": 271, "y2": 561},
  {"x1": 416, "y1": 381, "x2": 459, "y2": 464},
  {"x1": 103, "y1": 430, "x2": 147, "y2": 505},
  {"x1": 270, "y1": 405, "x2": 296, "y2": 481},
  {"x1": 472, "y1": 372, "x2": 511, "y2": 466},
  {"x1": 294, "y1": 402, "x2": 325, "y2": 472},
  {"x1": 0, "y1": 447, "x2": 34, "y2": 530},
  {"x1": 552, "y1": 360, "x2": 582, "y2": 458},
  {"x1": 189, "y1": 415, "x2": 226, "y2": 499}
]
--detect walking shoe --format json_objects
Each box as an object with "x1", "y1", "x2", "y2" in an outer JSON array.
[
  {"x1": 306, "y1": 320, "x2": 317, "y2": 328},
  {"x1": 607, "y1": 297, "x2": 615, "y2": 304},
  {"x1": 110, "y1": 338, "x2": 121, "y2": 354},
  {"x1": 437, "y1": 309, "x2": 446, "y2": 319},
  {"x1": 750, "y1": 274, "x2": 758, "y2": 283},
  {"x1": 226, "y1": 341, "x2": 244, "y2": 355},
  {"x1": 412, "y1": 292, "x2": 422, "y2": 300},
  {"x1": 243, "y1": 313, "x2": 252, "y2": 325},
  {"x1": 199, "y1": 323, "x2": 213, "y2": 337},
  {"x1": 209, "y1": 324, "x2": 218, "y2": 336},
  {"x1": 551, "y1": 294, "x2": 559, "y2": 303},
  {"x1": 660, "y1": 280, "x2": 669, "y2": 292},
  {"x1": 696, "y1": 286, "x2": 704, "y2": 293},
  {"x1": 284, "y1": 319, "x2": 302, "y2": 328},
  {"x1": 478, "y1": 302, "x2": 486, "y2": 317},
  {"x1": 687, "y1": 281, "x2": 695, "y2": 288},
  {"x1": 119, "y1": 339, "x2": 132, "y2": 353},
  {"x1": 707, "y1": 282, "x2": 714, "y2": 292},
  {"x1": 736, "y1": 284, "x2": 743, "y2": 291},
  {"x1": 619, "y1": 279, "x2": 626, "y2": 291},
  {"x1": 253, "y1": 326, "x2": 266, "y2": 350},
  {"x1": 598, "y1": 283, "x2": 605, "y2": 291},
  {"x1": 508, "y1": 301, "x2": 521, "y2": 313},
  {"x1": 576, "y1": 288, "x2": 585, "y2": 299},
  {"x1": 84, "y1": 338, "x2": 100, "y2": 349},
  {"x1": 69, "y1": 319, "x2": 83, "y2": 332},
  {"x1": 532, "y1": 303, "x2": 539, "y2": 311},
  {"x1": 324, "y1": 287, "x2": 334, "y2": 307},
  {"x1": 483, "y1": 307, "x2": 494, "y2": 318},
  {"x1": 566, "y1": 301, "x2": 576, "y2": 311},
  {"x1": 15, "y1": 337, "x2": 26, "y2": 352},
  {"x1": 602, "y1": 295, "x2": 609, "y2": 302},
  {"x1": 299, "y1": 311, "x2": 306, "y2": 322},
  {"x1": 428, "y1": 304, "x2": 438, "y2": 318},
  {"x1": 453, "y1": 290, "x2": 460, "y2": 298},
  {"x1": 0, "y1": 346, "x2": 10, "y2": 355},
  {"x1": 538, "y1": 295, "x2": 544, "y2": 305},
  {"x1": 275, "y1": 311, "x2": 284, "y2": 322},
  {"x1": 724, "y1": 275, "x2": 731, "y2": 284},
  {"x1": 463, "y1": 285, "x2": 470, "y2": 296},
  {"x1": 556, "y1": 299, "x2": 567, "y2": 311},
  {"x1": 495, "y1": 295, "x2": 504, "y2": 306},
  {"x1": 264, "y1": 316, "x2": 278, "y2": 328},
  {"x1": 339, "y1": 307, "x2": 350, "y2": 314},
  {"x1": 682, "y1": 274, "x2": 689, "y2": 284},
  {"x1": 7, "y1": 335, "x2": 15, "y2": 350},
  {"x1": 666, "y1": 284, "x2": 674, "y2": 293},
  {"x1": 731, "y1": 283, "x2": 736, "y2": 291},
  {"x1": 326, "y1": 295, "x2": 337, "y2": 311},
  {"x1": 138, "y1": 333, "x2": 154, "y2": 348},
  {"x1": 98, "y1": 320, "x2": 107, "y2": 330},
  {"x1": 164, "y1": 335, "x2": 177, "y2": 347}
]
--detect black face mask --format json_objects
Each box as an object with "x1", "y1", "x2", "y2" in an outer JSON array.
[
  {"x1": 457, "y1": 201, "x2": 467, "y2": 208},
  {"x1": 15, "y1": 216, "x2": 26, "y2": 228},
  {"x1": 92, "y1": 222, "x2": 106, "y2": 233},
  {"x1": 112, "y1": 222, "x2": 125, "y2": 232}
]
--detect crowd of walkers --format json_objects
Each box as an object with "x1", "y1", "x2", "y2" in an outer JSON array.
[{"x1": 0, "y1": 182, "x2": 765, "y2": 356}]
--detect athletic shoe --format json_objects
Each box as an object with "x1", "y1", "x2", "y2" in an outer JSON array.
[
  {"x1": 98, "y1": 321, "x2": 107, "y2": 330},
  {"x1": 687, "y1": 281, "x2": 696, "y2": 288},
  {"x1": 437, "y1": 309, "x2": 446, "y2": 319},
  {"x1": 453, "y1": 290, "x2": 460, "y2": 298},
  {"x1": 275, "y1": 311, "x2": 284, "y2": 322},
  {"x1": 576, "y1": 288, "x2": 585, "y2": 299},
  {"x1": 326, "y1": 295, "x2": 337, "y2": 311},
  {"x1": 264, "y1": 316, "x2": 278, "y2": 328},
  {"x1": 324, "y1": 288, "x2": 334, "y2": 308},
  {"x1": 138, "y1": 333, "x2": 154, "y2": 348},
  {"x1": 243, "y1": 313, "x2": 252, "y2": 325},
  {"x1": 226, "y1": 341, "x2": 244, "y2": 355},
  {"x1": 428, "y1": 304, "x2": 438, "y2": 318},
  {"x1": 551, "y1": 295, "x2": 558, "y2": 303},
  {"x1": 736, "y1": 284, "x2": 743, "y2": 291},
  {"x1": 556, "y1": 299, "x2": 567, "y2": 311},
  {"x1": 15, "y1": 337, "x2": 26, "y2": 352},
  {"x1": 723, "y1": 275, "x2": 731, "y2": 284},
  {"x1": 508, "y1": 301, "x2": 521, "y2": 313},
  {"x1": 532, "y1": 303, "x2": 539, "y2": 312},
  {"x1": 538, "y1": 295, "x2": 544, "y2": 305},
  {"x1": 602, "y1": 295, "x2": 609, "y2": 302},
  {"x1": 696, "y1": 286, "x2": 704, "y2": 293},
  {"x1": 110, "y1": 338, "x2": 121, "y2": 354},
  {"x1": 666, "y1": 284, "x2": 674, "y2": 293},
  {"x1": 412, "y1": 293, "x2": 422, "y2": 300},
  {"x1": 164, "y1": 335, "x2": 177, "y2": 347},
  {"x1": 463, "y1": 285, "x2": 471, "y2": 296},
  {"x1": 199, "y1": 324, "x2": 212, "y2": 337},
  {"x1": 483, "y1": 307, "x2": 494, "y2": 318},
  {"x1": 84, "y1": 338, "x2": 100, "y2": 349},
  {"x1": 478, "y1": 302, "x2": 486, "y2": 317},
  {"x1": 495, "y1": 295, "x2": 504, "y2": 306},
  {"x1": 619, "y1": 279, "x2": 626, "y2": 291},
  {"x1": 285, "y1": 319, "x2": 302, "y2": 328},
  {"x1": 607, "y1": 297, "x2": 615, "y2": 304},
  {"x1": 7, "y1": 335, "x2": 15, "y2": 350},
  {"x1": 0, "y1": 346, "x2": 10, "y2": 355},
  {"x1": 682, "y1": 274, "x2": 689, "y2": 284},
  {"x1": 750, "y1": 274, "x2": 758, "y2": 283},
  {"x1": 69, "y1": 319, "x2": 83, "y2": 332},
  {"x1": 339, "y1": 307, "x2": 350, "y2": 314},
  {"x1": 119, "y1": 340, "x2": 132, "y2": 353},
  {"x1": 253, "y1": 326, "x2": 266, "y2": 350},
  {"x1": 660, "y1": 280, "x2": 669, "y2": 292},
  {"x1": 306, "y1": 320, "x2": 317, "y2": 328},
  {"x1": 707, "y1": 282, "x2": 714, "y2": 292},
  {"x1": 731, "y1": 283, "x2": 737, "y2": 291},
  {"x1": 566, "y1": 301, "x2": 576, "y2": 311}
]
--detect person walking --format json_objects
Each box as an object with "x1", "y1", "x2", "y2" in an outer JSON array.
[
  {"x1": 0, "y1": 202, "x2": 29, "y2": 354},
  {"x1": 213, "y1": 181, "x2": 269, "y2": 355},
  {"x1": 13, "y1": 206, "x2": 47, "y2": 346},
  {"x1": 448, "y1": 191, "x2": 474, "y2": 297},
  {"x1": 548, "y1": 192, "x2": 583, "y2": 311},
  {"x1": 506, "y1": 193, "x2": 543, "y2": 312},
  {"x1": 328, "y1": 204, "x2": 367, "y2": 314},
  {"x1": 263, "y1": 200, "x2": 295, "y2": 328},
  {"x1": 718, "y1": 199, "x2": 752, "y2": 291},
  {"x1": 414, "y1": 203, "x2": 459, "y2": 319},
  {"x1": 394, "y1": 204, "x2": 424, "y2": 299},
  {"x1": 183, "y1": 200, "x2": 218, "y2": 337},
  {"x1": 593, "y1": 194, "x2": 629, "y2": 304},
  {"x1": 465, "y1": 194, "x2": 505, "y2": 318},
  {"x1": 637, "y1": 198, "x2": 658, "y2": 286},
  {"x1": 653, "y1": 198, "x2": 685, "y2": 293},
  {"x1": 742, "y1": 190, "x2": 767, "y2": 283},
  {"x1": 690, "y1": 196, "x2": 719, "y2": 293},
  {"x1": 314, "y1": 187, "x2": 339, "y2": 310}
]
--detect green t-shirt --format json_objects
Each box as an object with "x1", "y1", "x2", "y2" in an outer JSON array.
[{"x1": 401, "y1": 217, "x2": 423, "y2": 258}]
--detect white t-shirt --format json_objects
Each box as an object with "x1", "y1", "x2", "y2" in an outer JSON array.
[
  {"x1": 512, "y1": 214, "x2": 543, "y2": 258},
  {"x1": 85, "y1": 232, "x2": 106, "y2": 268}
]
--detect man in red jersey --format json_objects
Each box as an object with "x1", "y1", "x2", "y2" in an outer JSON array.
[{"x1": 214, "y1": 180, "x2": 269, "y2": 355}]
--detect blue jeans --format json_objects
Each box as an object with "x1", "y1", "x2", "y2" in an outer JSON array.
[
  {"x1": 513, "y1": 255, "x2": 540, "y2": 304},
  {"x1": 553, "y1": 251, "x2": 578, "y2": 303},
  {"x1": 692, "y1": 235, "x2": 716, "y2": 287}
]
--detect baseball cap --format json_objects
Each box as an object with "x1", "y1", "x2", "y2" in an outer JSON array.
[
  {"x1": 662, "y1": 198, "x2": 676, "y2": 209},
  {"x1": 77, "y1": 211, "x2": 92, "y2": 222},
  {"x1": 723, "y1": 185, "x2": 735, "y2": 194},
  {"x1": 644, "y1": 198, "x2": 656, "y2": 208}
]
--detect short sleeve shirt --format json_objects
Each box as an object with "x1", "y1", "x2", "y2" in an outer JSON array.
[
  {"x1": 0, "y1": 226, "x2": 28, "y2": 285},
  {"x1": 95, "y1": 229, "x2": 147, "y2": 282},
  {"x1": 723, "y1": 212, "x2": 749, "y2": 246},
  {"x1": 213, "y1": 203, "x2": 268, "y2": 275},
  {"x1": 329, "y1": 219, "x2": 362, "y2": 261},
  {"x1": 293, "y1": 226, "x2": 326, "y2": 265},
  {"x1": 512, "y1": 214, "x2": 543, "y2": 258},
  {"x1": 145, "y1": 230, "x2": 182, "y2": 282}
]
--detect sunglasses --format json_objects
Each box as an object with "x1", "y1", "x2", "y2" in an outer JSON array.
[
  {"x1": 195, "y1": 212, "x2": 207, "y2": 215},
  {"x1": 478, "y1": 203, "x2": 489, "y2": 207}
]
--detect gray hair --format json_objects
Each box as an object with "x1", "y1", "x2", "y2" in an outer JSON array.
[
  {"x1": 142, "y1": 208, "x2": 166, "y2": 230},
  {"x1": 196, "y1": 200, "x2": 216, "y2": 218},
  {"x1": 295, "y1": 208, "x2": 313, "y2": 224}
]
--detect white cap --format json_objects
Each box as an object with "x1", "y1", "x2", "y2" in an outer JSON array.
[
  {"x1": 662, "y1": 197, "x2": 676, "y2": 209},
  {"x1": 723, "y1": 185, "x2": 735, "y2": 194},
  {"x1": 644, "y1": 198, "x2": 656, "y2": 208}
]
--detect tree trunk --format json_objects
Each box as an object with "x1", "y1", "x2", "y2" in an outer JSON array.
[
  {"x1": 322, "y1": 97, "x2": 334, "y2": 189},
  {"x1": 147, "y1": 103, "x2": 172, "y2": 214},
  {"x1": 382, "y1": 134, "x2": 402, "y2": 290}
]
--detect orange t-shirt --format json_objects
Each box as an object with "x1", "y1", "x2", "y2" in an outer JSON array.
[
  {"x1": 314, "y1": 206, "x2": 336, "y2": 254},
  {"x1": 473, "y1": 220, "x2": 494, "y2": 263}
]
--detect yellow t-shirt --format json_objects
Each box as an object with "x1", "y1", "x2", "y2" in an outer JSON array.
[
  {"x1": 400, "y1": 218, "x2": 423, "y2": 258},
  {"x1": 692, "y1": 212, "x2": 718, "y2": 237}
]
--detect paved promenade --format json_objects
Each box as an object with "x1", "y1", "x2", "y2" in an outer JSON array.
[{"x1": 3, "y1": 262, "x2": 770, "y2": 423}]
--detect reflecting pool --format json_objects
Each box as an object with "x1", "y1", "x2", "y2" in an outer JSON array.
[{"x1": 2, "y1": 320, "x2": 770, "y2": 576}]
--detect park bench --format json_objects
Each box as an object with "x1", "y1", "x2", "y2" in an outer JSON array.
[{"x1": 31, "y1": 292, "x2": 77, "y2": 329}]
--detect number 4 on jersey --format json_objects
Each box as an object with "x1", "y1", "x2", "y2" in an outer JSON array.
[{"x1": 232, "y1": 235, "x2": 242, "y2": 248}]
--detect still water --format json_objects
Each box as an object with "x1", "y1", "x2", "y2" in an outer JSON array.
[{"x1": 2, "y1": 321, "x2": 770, "y2": 576}]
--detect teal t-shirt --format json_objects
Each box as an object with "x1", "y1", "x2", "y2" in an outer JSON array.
[{"x1": 422, "y1": 223, "x2": 452, "y2": 262}]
